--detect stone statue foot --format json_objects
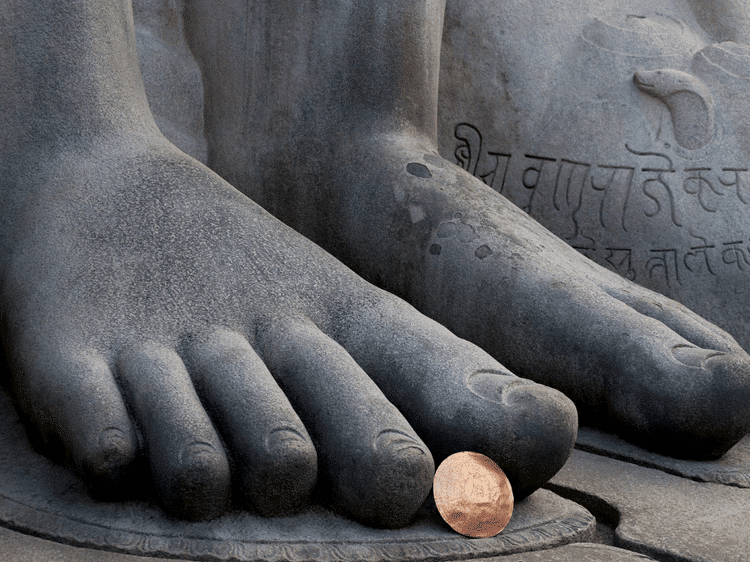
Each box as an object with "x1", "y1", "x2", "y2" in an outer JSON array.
[
  {"x1": 184, "y1": 0, "x2": 750, "y2": 461},
  {"x1": 0, "y1": 0, "x2": 578, "y2": 524},
  {"x1": 372, "y1": 133, "x2": 750, "y2": 461},
  {"x1": 436, "y1": 0, "x2": 750, "y2": 356},
  {"x1": 0, "y1": 133, "x2": 579, "y2": 523},
  {"x1": 254, "y1": 129, "x2": 750, "y2": 460}
]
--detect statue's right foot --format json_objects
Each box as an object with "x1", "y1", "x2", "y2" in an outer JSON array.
[{"x1": 0, "y1": 0, "x2": 577, "y2": 524}]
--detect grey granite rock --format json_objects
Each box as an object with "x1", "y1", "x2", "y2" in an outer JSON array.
[
  {"x1": 0, "y1": 526, "x2": 176, "y2": 562},
  {"x1": 0, "y1": 529, "x2": 656, "y2": 562},
  {"x1": 548, "y1": 449, "x2": 750, "y2": 561},
  {"x1": 438, "y1": 0, "x2": 750, "y2": 353},
  {"x1": 0, "y1": 0, "x2": 578, "y2": 525},
  {"x1": 0, "y1": 385, "x2": 594, "y2": 561},
  {"x1": 576, "y1": 426, "x2": 750, "y2": 488},
  {"x1": 476, "y1": 543, "x2": 657, "y2": 561},
  {"x1": 187, "y1": 0, "x2": 750, "y2": 461},
  {"x1": 134, "y1": 0, "x2": 208, "y2": 163}
]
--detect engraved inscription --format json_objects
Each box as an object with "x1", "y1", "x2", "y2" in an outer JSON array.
[
  {"x1": 647, "y1": 249, "x2": 680, "y2": 287},
  {"x1": 454, "y1": 123, "x2": 511, "y2": 192},
  {"x1": 590, "y1": 165, "x2": 635, "y2": 231},
  {"x1": 683, "y1": 233, "x2": 716, "y2": 276},
  {"x1": 719, "y1": 168, "x2": 750, "y2": 204},
  {"x1": 721, "y1": 241, "x2": 750, "y2": 271},
  {"x1": 683, "y1": 168, "x2": 723, "y2": 212},
  {"x1": 452, "y1": 122, "x2": 750, "y2": 283},
  {"x1": 454, "y1": 123, "x2": 482, "y2": 175},
  {"x1": 453, "y1": 123, "x2": 750, "y2": 233},
  {"x1": 626, "y1": 144, "x2": 682, "y2": 228},
  {"x1": 604, "y1": 248, "x2": 636, "y2": 281}
]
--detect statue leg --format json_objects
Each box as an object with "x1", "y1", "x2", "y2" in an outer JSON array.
[
  {"x1": 186, "y1": 0, "x2": 750, "y2": 459},
  {"x1": 0, "y1": 0, "x2": 576, "y2": 526}
]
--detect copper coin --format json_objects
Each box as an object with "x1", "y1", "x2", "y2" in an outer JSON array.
[{"x1": 433, "y1": 452, "x2": 514, "y2": 538}]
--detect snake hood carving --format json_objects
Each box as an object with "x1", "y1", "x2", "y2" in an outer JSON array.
[{"x1": 633, "y1": 69, "x2": 715, "y2": 151}]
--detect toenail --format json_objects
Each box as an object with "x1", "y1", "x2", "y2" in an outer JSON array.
[
  {"x1": 93, "y1": 428, "x2": 134, "y2": 472},
  {"x1": 671, "y1": 345, "x2": 726, "y2": 368},
  {"x1": 373, "y1": 429, "x2": 427, "y2": 456},
  {"x1": 98, "y1": 428, "x2": 131, "y2": 455},
  {"x1": 265, "y1": 427, "x2": 309, "y2": 453},
  {"x1": 179, "y1": 442, "x2": 220, "y2": 467},
  {"x1": 467, "y1": 370, "x2": 533, "y2": 404},
  {"x1": 406, "y1": 162, "x2": 432, "y2": 178}
]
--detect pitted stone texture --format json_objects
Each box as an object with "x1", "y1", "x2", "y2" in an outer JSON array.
[
  {"x1": 548, "y1": 449, "x2": 750, "y2": 561},
  {"x1": 576, "y1": 426, "x2": 750, "y2": 488},
  {"x1": 0, "y1": 386, "x2": 593, "y2": 561},
  {"x1": 438, "y1": 0, "x2": 750, "y2": 350}
]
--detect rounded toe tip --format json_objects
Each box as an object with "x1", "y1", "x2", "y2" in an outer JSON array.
[
  {"x1": 162, "y1": 444, "x2": 231, "y2": 521},
  {"x1": 500, "y1": 382, "x2": 578, "y2": 499},
  {"x1": 335, "y1": 441, "x2": 435, "y2": 529},
  {"x1": 248, "y1": 439, "x2": 318, "y2": 516}
]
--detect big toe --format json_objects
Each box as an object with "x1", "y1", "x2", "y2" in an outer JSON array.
[
  {"x1": 336, "y1": 293, "x2": 578, "y2": 501},
  {"x1": 486, "y1": 379, "x2": 579, "y2": 498},
  {"x1": 615, "y1": 344, "x2": 750, "y2": 459}
]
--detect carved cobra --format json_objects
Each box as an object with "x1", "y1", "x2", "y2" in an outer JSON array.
[{"x1": 633, "y1": 69, "x2": 715, "y2": 150}]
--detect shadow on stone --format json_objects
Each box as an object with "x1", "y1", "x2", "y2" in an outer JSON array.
[{"x1": 576, "y1": 426, "x2": 750, "y2": 488}]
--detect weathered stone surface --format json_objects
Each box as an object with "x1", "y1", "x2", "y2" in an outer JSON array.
[
  {"x1": 577, "y1": 426, "x2": 750, "y2": 488},
  {"x1": 134, "y1": 0, "x2": 208, "y2": 163},
  {"x1": 0, "y1": 527, "x2": 658, "y2": 562},
  {"x1": 438, "y1": 0, "x2": 750, "y2": 351},
  {"x1": 0, "y1": 0, "x2": 580, "y2": 526},
  {"x1": 476, "y1": 543, "x2": 657, "y2": 561},
  {"x1": 4, "y1": 0, "x2": 750, "y2": 547},
  {"x1": 187, "y1": 0, "x2": 750, "y2": 464},
  {"x1": 0, "y1": 385, "x2": 594, "y2": 561},
  {"x1": 548, "y1": 449, "x2": 750, "y2": 561},
  {"x1": 0, "y1": 525, "x2": 176, "y2": 562}
]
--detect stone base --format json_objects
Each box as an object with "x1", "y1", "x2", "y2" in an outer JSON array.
[
  {"x1": 0, "y1": 385, "x2": 594, "y2": 561},
  {"x1": 479, "y1": 543, "x2": 658, "y2": 561},
  {"x1": 549, "y1": 448, "x2": 750, "y2": 561},
  {"x1": 576, "y1": 426, "x2": 750, "y2": 488},
  {"x1": 0, "y1": 527, "x2": 657, "y2": 562}
]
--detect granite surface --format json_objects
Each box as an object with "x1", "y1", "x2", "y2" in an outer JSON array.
[{"x1": 0, "y1": 384, "x2": 593, "y2": 561}]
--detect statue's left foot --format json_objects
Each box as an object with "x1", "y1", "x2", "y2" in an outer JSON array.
[
  {"x1": 275, "y1": 132, "x2": 750, "y2": 460},
  {"x1": 186, "y1": 0, "x2": 750, "y2": 460}
]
